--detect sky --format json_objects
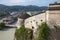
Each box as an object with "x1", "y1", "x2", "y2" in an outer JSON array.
[{"x1": 0, "y1": 0, "x2": 60, "y2": 6}]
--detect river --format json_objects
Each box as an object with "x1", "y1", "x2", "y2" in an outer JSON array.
[{"x1": 0, "y1": 28, "x2": 16, "y2": 40}]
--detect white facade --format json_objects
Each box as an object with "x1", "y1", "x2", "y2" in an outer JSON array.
[
  {"x1": 24, "y1": 13, "x2": 46, "y2": 30},
  {"x1": 16, "y1": 18, "x2": 24, "y2": 29},
  {"x1": 24, "y1": 13, "x2": 46, "y2": 38},
  {"x1": 17, "y1": 12, "x2": 46, "y2": 30}
]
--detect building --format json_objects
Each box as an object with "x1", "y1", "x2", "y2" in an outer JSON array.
[
  {"x1": 16, "y1": 2, "x2": 60, "y2": 40},
  {"x1": 16, "y1": 12, "x2": 31, "y2": 28},
  {"x1": 46, "y1": 2, "x2": 60, "y2": 40},
  {"x1": 3, "y1": 16, "x2": 14, "y2": 24}
]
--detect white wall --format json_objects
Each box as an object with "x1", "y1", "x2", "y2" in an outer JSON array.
[
  {"x1": 48, "y1": 10, "x2": 60, "y2": 26},
  {"x1": 16, "y1": 18, "x2": 24, "y2": 29},
  {"x1": 24, "y1": 13, "x2": 46, "y2": 30},
  {"x1": 24, "y1": 13, "x2": 46, "y2": 38}
]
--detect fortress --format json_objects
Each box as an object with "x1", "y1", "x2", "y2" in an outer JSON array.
[{"x1": 17, "y1": 2, "x2": 60, "y2": 40}]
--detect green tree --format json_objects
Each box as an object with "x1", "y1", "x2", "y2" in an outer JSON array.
[
  {"x1": 0, "y1": 22, "x2": 5, "y2": 29},
  {"x1": 15, "y1": 25, "x2": 27, "y2": 40},
  {"x1": 38, "y1": 22, "x2": 49, "y2": 40},
  {"x1": 15, "y1": 25, "x2": 33, "y2": 40}
]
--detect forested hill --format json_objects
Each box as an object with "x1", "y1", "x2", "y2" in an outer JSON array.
[{"x1": 0, "y1": 4, "x2": 48, "y2": 12}]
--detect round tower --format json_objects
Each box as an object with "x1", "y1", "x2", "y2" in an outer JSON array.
[{"x1": 16, "y1": 12, "x2": 31, "y2": 29}]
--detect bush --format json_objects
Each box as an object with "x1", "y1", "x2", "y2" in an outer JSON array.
[
  {"x1": 26, "y1": 28, "x2": 33, "y2": 40},
  {"x1": 15, "y1": 25, "x2": 33, "y2": 40},
  {"x1": 38, "y1": 22, "x2": 49, "y2": 40},
  {"x1": 0, "y1": 22, "x2": 5, "y2": 29}
]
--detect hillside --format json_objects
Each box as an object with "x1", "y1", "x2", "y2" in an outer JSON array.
[
  {"x1": 0, "y1": 4, "x2": 48, "y2": 17},
  {"x1": 0, "y1": 4, "x2": 48, "y2": 12}
]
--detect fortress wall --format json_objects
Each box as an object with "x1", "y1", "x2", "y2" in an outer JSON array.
[
  {"x1": 16, "y1": 18, "x2": 24, "y2": 29},
  {"x1": 24, "y1": 13, "x2": 46, "y2": 38},
  {"x1": 48, "y1": 10, "x2": 60, "y2": 27},
  {"x1": 24, "y1": 13, "x2": 46, "y2": 30},
  {"x1": 49, "y1": 10, "x2": 60, "y2": 14},
  {"x1": 48, "y1": 10, "x2": 60, "y2": 40}
]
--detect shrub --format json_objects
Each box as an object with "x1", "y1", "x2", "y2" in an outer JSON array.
[
  {"x1": 0, "y1": 22, "x2": 5, "y2": 29},
  {"x1": 38, "y1": 22, "x2": 49, "y2": 40},
  {"x1": 26, "y1": 28, "x2": 33, "y2": 40},
  {"x1": 15, "y1": 25, "x2": 33, "y2": 40}
]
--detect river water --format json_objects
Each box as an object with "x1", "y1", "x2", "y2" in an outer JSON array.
[{"x1": 0, "y1": 28, "x2": 16, "y2": 40}]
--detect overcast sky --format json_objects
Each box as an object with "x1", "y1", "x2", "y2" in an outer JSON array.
[{"x1": 0, "y1": 0, "x2": 60, "y2": 6}]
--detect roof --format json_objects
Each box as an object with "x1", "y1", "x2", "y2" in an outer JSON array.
[{"x1": 18, "y1": 12, "x2": 31, "y2": 19}]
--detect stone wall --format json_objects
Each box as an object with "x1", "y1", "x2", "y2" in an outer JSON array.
[
  {"x1": 48, "y1": 10, "x2": 60, "y2": 40},
  {"x1": 24, "y1": 13, "x2": 46, "y2": 29},
  {"x1": 24, "y1": 13, "x2": 46, "y2": 38},
  {"x1": 16, "y1": 18, "x2": 24, "y2": 29}
]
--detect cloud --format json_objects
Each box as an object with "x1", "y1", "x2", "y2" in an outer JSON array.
[
  {"x1": 0, "y1": 0, "x2": 60, "y2": 6},
  {"x1": 10, "y1": 0, "x2": 26, "y2": 3},
  {"x1": 9, "y1": 0, "x2": 35, "y2": 3},
  {"x1": 7, "y1": 0, "x2": 35, "y2": 5}
]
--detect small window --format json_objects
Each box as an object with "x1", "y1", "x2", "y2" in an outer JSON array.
[
  {"x1": 31, "y1": 21, "x2": 32, "y2": 23},
  {"x1": 54, "y1": 25, "x2": 57, "y2": 29},
  {"x1": 41, "y1": 20, "x2": 43, "y2": 22},
  {"x1": 33, "y1": 20, "x2": 35, "y2": 21},
  {"x1": 32, "y1": 26, "x2": 34, "y2": 29},
  {"x1": 54, "y1": 25, "x2": 57, "y2": 31},
  {"x1": 36, "y1": 22, "x2": 38, "y2": 24}
]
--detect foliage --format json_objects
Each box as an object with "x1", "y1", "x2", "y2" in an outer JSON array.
[
  {"x1": 0, "y1": 11, "x2": 10, "y2": 17},
  {"x1": 38, "y1": 22, "x2": 49, "y2": 40},
  {"x1": 0, "y1": 13, "x2": 6, "y2": 17},
  {"x1": 0, "y1": 22, "x2": 5, "y2": 29},
  {"x1": 26, "y1": 28, "x2": 33, "y2": 40},
  {"x1": 15, "y1": 25, "x2": 33, "y2": 40}
]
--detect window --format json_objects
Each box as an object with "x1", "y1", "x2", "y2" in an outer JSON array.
[
  {"x1": 36, "y1": 22, "x2": 38, "y2": 24},
  {"x1": 32, "y1": 26, "x2": 34, "y2": 29},
  {"x1": 41, "y1": 20, "x2": 43, "y2": 22},
  {"x1": 31, "y1": 21, "x2": 32, "y2": 23},
  {"x1": 54, "y1": 25, "x2": 57, "y2": 31},
  {"x1": 33, "y1": 20, "x2": 35, "y2": 21}
]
